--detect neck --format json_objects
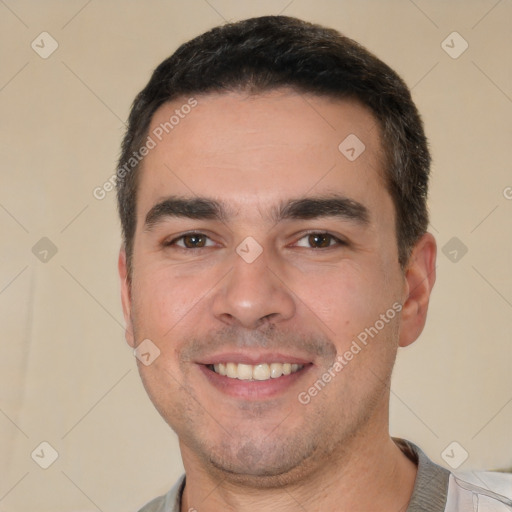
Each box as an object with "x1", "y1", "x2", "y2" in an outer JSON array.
[{"x1": 180, "y1": 432, "x2": 417, "y2": 512}]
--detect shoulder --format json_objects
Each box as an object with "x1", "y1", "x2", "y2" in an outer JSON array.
[
  {"x1": 136, "y1": 474, "x2": 186, "y2": 512},
  {"x1": 393, "y1": 438, "x2": 512, "y2": 511},
  {"x1": 446, "y1": 470, "x2": 512, "y2": 510},
  {"x1": 136, "y1": 494, "x2": 167, "y2": 512}
]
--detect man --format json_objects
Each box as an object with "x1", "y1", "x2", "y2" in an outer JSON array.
[{"x1": 116, "y1": 16, "x2": 511, "y2": 512}]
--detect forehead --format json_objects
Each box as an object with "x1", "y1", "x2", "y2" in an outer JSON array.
[
  {"x1": 137, "y1": 90, "x2": 390, "y2": 224},
  {"x1": 148, "y1": 89, "x2": 382, "y2": 161}
]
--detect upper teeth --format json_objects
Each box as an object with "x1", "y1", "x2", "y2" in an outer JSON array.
[{"x1": 212, "y1": 362, "x2": 304, "y2": 381}]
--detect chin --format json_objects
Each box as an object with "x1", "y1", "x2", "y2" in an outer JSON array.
[{"x1": 200, "y1": 438, "x2": 319, "y2": 488}]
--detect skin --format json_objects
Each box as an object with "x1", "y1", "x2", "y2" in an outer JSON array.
[{"x1": 118, "y1": 89, "x2": 436, "y2": 511}]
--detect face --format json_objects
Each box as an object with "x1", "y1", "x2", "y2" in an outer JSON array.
[{"x1": 119, "y1": 89, "x2": 436, "y2": 485}]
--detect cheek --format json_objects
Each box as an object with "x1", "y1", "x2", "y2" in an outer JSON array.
[
  {"x1": 291, "y1": 263, "x2": 387, "y2": 339},
  {"x1": 131, "y1": 265, "x2": 209, "y2": 338}
]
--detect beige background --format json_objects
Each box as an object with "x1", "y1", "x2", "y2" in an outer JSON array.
[{"x1": 1, "y1": 1, "x2": 511, "y2": 510}]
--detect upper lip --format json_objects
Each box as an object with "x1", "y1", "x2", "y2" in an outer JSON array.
[{"x1": 198, "y1": 352, "x2": 313, "y2": 366}]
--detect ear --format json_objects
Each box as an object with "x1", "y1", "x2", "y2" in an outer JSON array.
[
  {"x1": 118, "y1": 246, "x2": 135, "y2": 348},
  {"x1": 399, "y1": 232, "x2": 437, "y2": 348}
]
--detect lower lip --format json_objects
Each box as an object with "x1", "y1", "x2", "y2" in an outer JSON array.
[{"x1": 198, "y1": 364, "x2": 313, "y2": 400}]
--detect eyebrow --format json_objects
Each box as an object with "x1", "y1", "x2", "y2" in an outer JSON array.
[{"x1": 143, "y1": 194, "x2": 370, "y2": 231}]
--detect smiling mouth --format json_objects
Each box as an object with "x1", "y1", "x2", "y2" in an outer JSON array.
[{"x1": 207, "y1": 362, "x2": 305, "y2": 381}]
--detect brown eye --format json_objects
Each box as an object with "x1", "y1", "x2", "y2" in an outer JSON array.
[
  {"x1": 295, "y1": 232, "x2": 345, "y2": 249},
  {"x1": 182, "y1": 234, "x2": 207, "y2": 248},
  {"x1": 308, "y1": 233, "x2": 333, "y2": 248},
  {"x1": 164, "y1": 233, "x2": 214, "y2": 249}
]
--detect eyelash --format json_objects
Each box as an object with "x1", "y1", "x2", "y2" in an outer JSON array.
[{"x1": 162, "y1": 231, "x2": 347, "y2": 250}]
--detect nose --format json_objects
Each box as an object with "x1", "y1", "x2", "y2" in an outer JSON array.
[{"x1": 211, "y1": 248, "x2": 296, "y2": 329}]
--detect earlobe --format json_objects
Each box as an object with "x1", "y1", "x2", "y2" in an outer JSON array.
[
  {"x1": 118, "y1": 246, "x2": 135, "y2": 348},
  {"x1": 398, "y1": 233, "x2": 437, "y2": 348}
]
